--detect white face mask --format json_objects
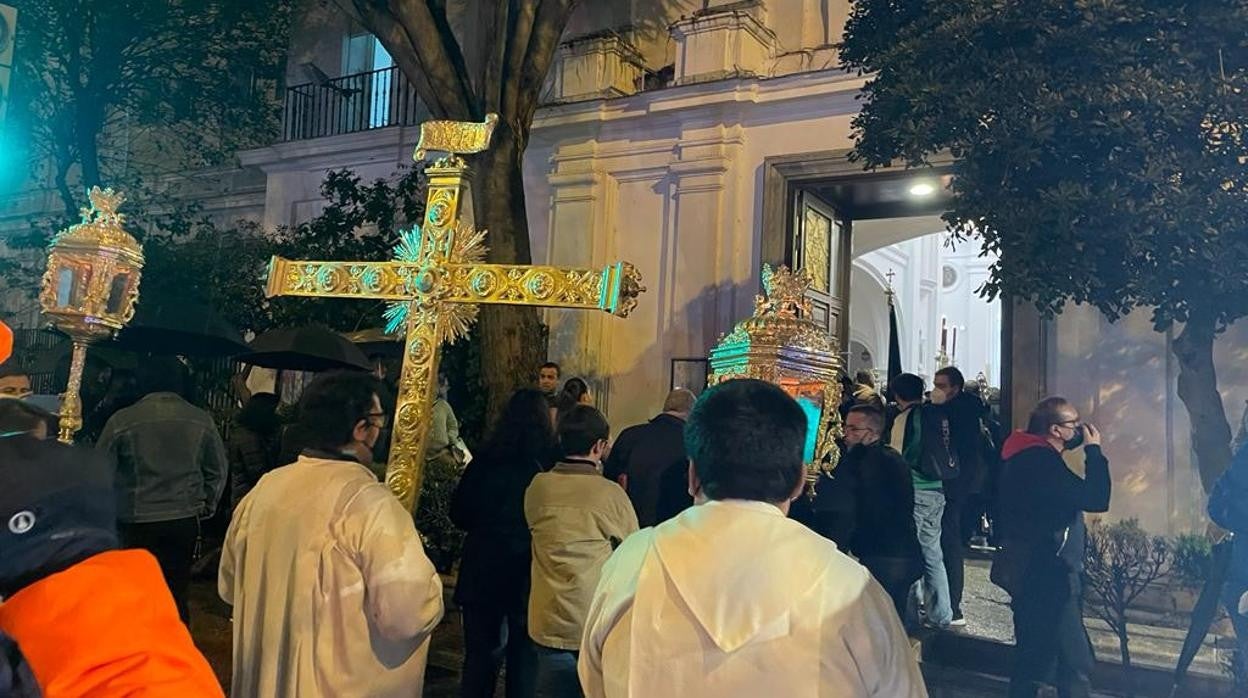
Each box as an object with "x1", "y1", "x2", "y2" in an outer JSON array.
[{"x1": 930, "y1": 388, "x2": 948, "y2": 405}]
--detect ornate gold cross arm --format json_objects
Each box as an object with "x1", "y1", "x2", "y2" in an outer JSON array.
[
  {"x1": 440, "y1": 262, "x2": 644, "y2": 317},
  {"x1": 266, "y1": 257, "x2": 418, "y2": 301},
  {"x1": 266, "y1": 257, "x2": 645, "y2": 318}
]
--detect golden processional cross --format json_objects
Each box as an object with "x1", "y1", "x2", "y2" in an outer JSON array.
[{"x1": 265, "y1": 114, "x2": 645, "y2": 510}]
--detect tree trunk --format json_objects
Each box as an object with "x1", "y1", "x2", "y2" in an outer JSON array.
[
  {"x1": 54, "y1": 158, "x2": 78, "y2": 219},
  {"x1": 472, "y1": 122, "x2": 546, "y2": 422},
  {"x1": 1172, "y1": 314, "x2": 1233, "y2": 492},
  {"x1": 75, "y1": 102, "x2": 103, "y2": 189},
  {"x1": 1117, "y1": 621, "x2": 1134, "y2": 698}
]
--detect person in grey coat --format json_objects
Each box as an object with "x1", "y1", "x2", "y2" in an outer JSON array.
[{"x1": 97, "y1": 358, "x2": 227, "y2": 622}]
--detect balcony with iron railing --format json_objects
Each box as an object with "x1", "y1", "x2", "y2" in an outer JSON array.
[{"x1": 281, "y1": 65, "x2": 424, "y2": 142}]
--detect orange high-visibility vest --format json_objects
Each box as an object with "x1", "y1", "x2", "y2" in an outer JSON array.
[
  {"x1": 0, "y1": 549, "x2": 224, "y2": 697},
  {"x1": 0, "y1": 319, "x2": 11, "y2": 364}
]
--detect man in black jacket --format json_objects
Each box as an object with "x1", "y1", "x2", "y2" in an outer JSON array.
[
  {"x1": 605, "y1": 388, "x2": 695, "y2": 527},
  {"x1": 841, "y1": 405, "x2": 922, "y2": 620},
  {"x1": 933, "y1": 366, "x2": 988, "y2": 624},
  {"x1": 994, "y1": 397, "x2": 1110, "y2": 698}
]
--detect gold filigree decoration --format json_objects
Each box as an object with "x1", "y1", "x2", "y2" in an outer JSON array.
[
  {"x1": 384, "y1": 221, "x2": 489, "y2": 343},
  {"x1": 614, "y1": 263, "x2": 645, "y2": 318},
  {"x1": 756, "y1": 264, "x2": 813, "y2": 318},
  {"x1": 414, "y1": 113, "x2": 500, "y2": 161},
  {"x1": 451, "y1": 224, "x2": 488, "y2": 265}
]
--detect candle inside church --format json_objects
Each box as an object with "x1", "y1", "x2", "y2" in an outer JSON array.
[{"x1": 941, "y1": 317, "x2": 948, "y2": 352}]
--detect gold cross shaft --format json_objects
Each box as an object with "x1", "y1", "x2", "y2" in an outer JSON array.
[{"x1": 265, "y1": 115, "x2": 645, "y2": 510}]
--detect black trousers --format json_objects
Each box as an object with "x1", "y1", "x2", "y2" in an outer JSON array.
[
  {"x1": 118, "y1": 517, "x2": 198, "y2": 623},
  {"x1": 940, "y1": 496, "x2": 966, "y2": 618},
  {"x1": 1008, "y1": 574, "x2": 1095, "y2": 698},
  {"x1": 461, "y1": 602, "x2": 538, "y2": 698},
  {"x1": 863, "y1": 555, "x2": 922, "y2": 622}
]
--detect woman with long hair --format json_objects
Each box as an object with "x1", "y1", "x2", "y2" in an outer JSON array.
[
  {"x1": 450, "y1": 389, "x2": 556, "y2": 698},
  {"x1": 551, "y1": 376, "x2": 593, "y2": 427},
  {"x1": 229, "y1": 392, "x2": 282, "y2": 511}
]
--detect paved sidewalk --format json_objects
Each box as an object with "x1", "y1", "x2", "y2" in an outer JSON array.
[{"x1": 957, "y1": 558, "x2": 1232, "y2": 680}]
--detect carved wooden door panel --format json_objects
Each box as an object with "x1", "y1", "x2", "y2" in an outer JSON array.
[{"x1": 793, "y1": 191, "x2": 850, "y2": 345}]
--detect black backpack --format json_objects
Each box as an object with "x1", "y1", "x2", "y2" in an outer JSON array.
[{"x1": 914, "y1": 406, "x2": 959, "y2": 481}]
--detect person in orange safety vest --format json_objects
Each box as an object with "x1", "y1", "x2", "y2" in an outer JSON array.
[{"x1": 0, "y1": 430, "x2": 223, "y2": 697}]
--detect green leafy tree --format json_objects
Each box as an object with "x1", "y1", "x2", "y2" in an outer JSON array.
[
  {"x1": 339, "y1": 0, "x2": 576, "y2": 419},
  {"x1": 841, "y1": 0, "x2": 1248, "y2": 489},
  {"x1": 8, "y1": 0, "x2": 292, "y2": 214}
]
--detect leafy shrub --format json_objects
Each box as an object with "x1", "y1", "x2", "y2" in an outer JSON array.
[
  {"x1": 415, "y1": 453, "x2": 466, "y2": 574},
  {"x1": 1171, "y1": 533, "x2": 1213, "y2": 587}
]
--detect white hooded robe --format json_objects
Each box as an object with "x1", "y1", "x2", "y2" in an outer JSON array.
[{"x1": 579, "y1": 499, "x2": 927, "y2": 698}]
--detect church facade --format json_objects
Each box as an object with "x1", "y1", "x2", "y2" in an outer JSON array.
[
  {"x1": 238, "y1": 0, "x2": 1248, "y2": 534},
  {"x1": 2, "y1": 0, "x2": 1244, "y2": 534}
]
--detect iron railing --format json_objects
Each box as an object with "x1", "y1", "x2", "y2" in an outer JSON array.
[{"x1": 282, "y1": 65, "x2": 423, "y2": 141}]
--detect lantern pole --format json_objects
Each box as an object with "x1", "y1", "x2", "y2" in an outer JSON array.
[{"x1": 58, "y1": 340, "x2": 89, "y2": 443}]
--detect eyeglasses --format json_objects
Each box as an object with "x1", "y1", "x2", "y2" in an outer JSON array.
[
  {"x1": 844, "y1": 425, "x2": 876, "y2": 434},
  {"x1": 364, "y1": 411, "x2": 389, "y2": 427}
]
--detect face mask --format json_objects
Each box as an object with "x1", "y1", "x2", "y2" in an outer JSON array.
[
  {"x1": 930, "y1": 388, "x2": 948, "y2": 405},
  {"x1": 1062, "y1": 426, "x2": 1085, "y2": 451}
]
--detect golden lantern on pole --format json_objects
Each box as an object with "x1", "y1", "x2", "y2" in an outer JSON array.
[
  {"x1": 38, "y1": 187, "x2": 144, "y2": 443},
  {"x1": 707, "y1": 264, "x2": 844, "y2": 496}
]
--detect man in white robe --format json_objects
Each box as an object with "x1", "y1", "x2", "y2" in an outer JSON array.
[
  {"x1": 220, "y1": 372, "x2": 444, "y2": 698},
  {"x1": 579, "y1": 378, "x2": 927, "y2": 698}
]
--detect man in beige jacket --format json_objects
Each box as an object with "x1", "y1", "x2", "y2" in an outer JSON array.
[
  {"x1": 220, "y1": 372, "x2": 444, "y2": 697},
  {"x1": 526, "y1": 405, "x2": 639, "y2": 697},
  {"x1": 579, "y1": 379, "x2": 926, "y2": 698}
]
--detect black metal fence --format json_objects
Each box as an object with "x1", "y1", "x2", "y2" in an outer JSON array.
[
  {"x1": 12, "y1": 327, "x2": 59, "y2": 394},
  {"x1": 282, "y1": 66, "x2": 424, "y2": 141}
]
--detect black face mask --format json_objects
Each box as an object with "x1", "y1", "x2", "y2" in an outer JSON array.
[{"x1": 1062, "y1": 426, "x2": 1085, "y2": 451}]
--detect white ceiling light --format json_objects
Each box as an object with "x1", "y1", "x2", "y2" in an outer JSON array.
[{"x1": 908, "y1": 182, "x2": 936, "y2": 197}]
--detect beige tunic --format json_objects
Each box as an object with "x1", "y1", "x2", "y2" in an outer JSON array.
[
  {"x1": 579, "y1": 499, "x2": 927, "y2": 698},
  {"x1": 220, "y1": 455, "x2": 444, "y2": 697},
  {"x1": 525, "y1": 461, "x2": 639, "y2": 650}
]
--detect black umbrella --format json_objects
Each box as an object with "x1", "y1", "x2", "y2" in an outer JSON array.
[
  {"x1": 113, "y1": 298, "x2": 250, "y2": 357},
  {"x1": 1171, "y1": 537, "x2": 1233, "y2": 694},
  {"x1": 33, "y1": 340, "x2": 139, "y2": 374},
  {"x1": 238, "y1": 326, "x2": 371, "y2": 372},
  {"x1": 342, "y1": 328, "x2": 403, "y2": 358}
]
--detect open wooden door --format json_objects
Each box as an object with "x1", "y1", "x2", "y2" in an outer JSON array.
[{"x1": 793, "y1": 190, "x2": 852, "y2": 346}]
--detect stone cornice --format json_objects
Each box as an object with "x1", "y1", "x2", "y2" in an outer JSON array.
[{"x1": 531, "y1": 69, "x2": 864, "y2": 134}]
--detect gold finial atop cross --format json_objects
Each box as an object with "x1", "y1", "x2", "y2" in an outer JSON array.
[{"x1": 266, "y1": 113, "x2": 646, "y2": 511}]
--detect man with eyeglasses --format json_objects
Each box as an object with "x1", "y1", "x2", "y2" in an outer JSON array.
[
  {"x1": 993, "y1": 397, "x2": 1110, "y2": 698},
  {"x1": 220, "y1": 371, "x2": 444, "y2": 698},
  {"x1": 842, "y1": 405, "x2": 923, "y2": 621}
]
